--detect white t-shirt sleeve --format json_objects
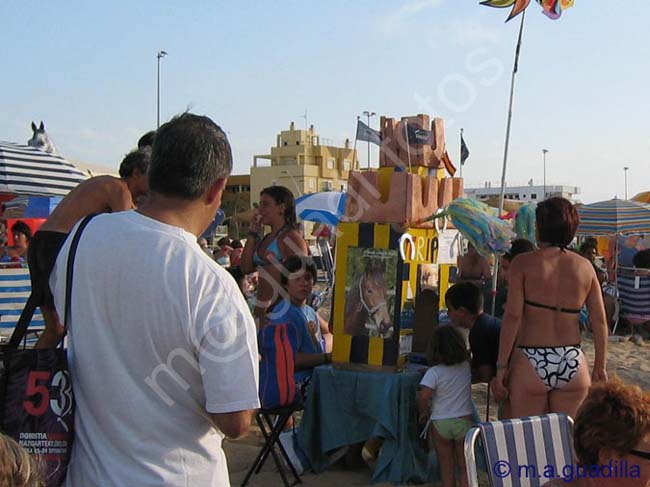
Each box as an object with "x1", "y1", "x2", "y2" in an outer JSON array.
[
  {"x1": 420, "y1": 367, "x2": 439, "y2": 391},
  {"x1": 194, "y1": 269, "x2": 260, "y2": 414}
]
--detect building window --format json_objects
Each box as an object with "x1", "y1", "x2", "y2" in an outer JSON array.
[
  {"x1": 309, "y1": 179, "x2": 315, "y2": 189},
  {"x1": 531, "y1": 193, "x2": 537, "y2": 199},
  {"x1": 343, "y1": 159, "x2": 351, "y2": 171},
  {"x1": 326, "y1": 158, "x2": 335, "y2": 169},
  {"x1": 296, "y1": 141, "x2": 300, "y2": 145}
]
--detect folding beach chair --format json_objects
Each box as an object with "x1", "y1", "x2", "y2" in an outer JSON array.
[
  {"x1": 464, "y1": 413, "x2": 575, "y2": 487},
  {"x1": 0, "y1": 266, "x2": 45, "y2": 346},
  {"x1": 616, "y1": 266, "x2": 650, "y2": 335},
  {"x1": 241, "y1": 403, "x2": 304, "y2": 487},
  {"x1": 310, "y1": 239, "x2": 334, "y2": 311}
]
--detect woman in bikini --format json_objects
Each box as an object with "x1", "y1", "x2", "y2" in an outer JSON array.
[
  {"x1": 492, "y1": 197, "x2": 608, "y2": 418},
  {"x1": 240, "y1": 185, "x2": 308, "y2": 327}
]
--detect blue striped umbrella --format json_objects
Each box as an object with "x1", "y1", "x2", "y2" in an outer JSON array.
[
  {"x1": 295, "y1": 191, "x2": 346, "y2": 226},
  {"x1": 577, "y1": 198, "x2": 650, "y2": 235},
  {"x1": 0, "y1": 141, "x2": 87, "y2": 196}
]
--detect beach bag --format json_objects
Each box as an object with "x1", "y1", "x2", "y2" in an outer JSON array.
[
  {"x1": 0, "y1": 214, "x2": 95, "y2": 487},
  {"x1": 258, "y1": 323, "x2": 298, "y2": 409}
]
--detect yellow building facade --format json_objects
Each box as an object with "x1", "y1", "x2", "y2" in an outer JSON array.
[{"x1": 250, "y1": 122, "x2": 359, "y2": 205}]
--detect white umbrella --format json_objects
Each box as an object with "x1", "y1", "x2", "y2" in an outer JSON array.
[
  {"x1": 295, "y1": 191, "x2": 346, "y2": 226},
  {"x1": 0, "y1": 141, "x2": 87, "y2": 197}
]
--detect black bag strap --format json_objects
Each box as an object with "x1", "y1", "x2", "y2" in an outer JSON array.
[
  {"x1": 6, "y1": 294, "x2": 39, "y2": 350},
  {"x1": 61, "y1": 214, "x2": 97, "y2": 346},
  {"x1": 6, "y1": 214, "x2": 97, "y2": 350}
]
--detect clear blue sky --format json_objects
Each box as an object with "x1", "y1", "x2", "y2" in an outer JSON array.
[{"x1": 2, "y1": 1, "x2": 648, "y2": 203}]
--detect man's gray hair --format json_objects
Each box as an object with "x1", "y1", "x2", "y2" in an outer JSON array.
[{"x1": 149, "y1": 113, "x2": 232, "y2": 199}]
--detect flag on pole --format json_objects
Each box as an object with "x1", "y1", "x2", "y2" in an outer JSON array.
[
  {"x1": 355, "y1": 120, "x2": 382, "y2": 146},
  {"x1": 461, "y1": 134, "x2": 470, "y2": 165},
  {"x1": 406, "y1": 124, "x2": 434, "y2": 145}
]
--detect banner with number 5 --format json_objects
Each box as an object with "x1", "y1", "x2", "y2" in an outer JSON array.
[{"x1": 1, "y1": 346, "x2": 75, "y2": 487}]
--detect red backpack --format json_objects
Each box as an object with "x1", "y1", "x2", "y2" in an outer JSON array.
[{"x1": 258, "y1": 323, "x2": 298, "y2": 409}]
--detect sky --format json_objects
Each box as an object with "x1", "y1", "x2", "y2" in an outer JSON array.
[{"x1": 1, "y1": 1, "x2": 649, "y2": 204}]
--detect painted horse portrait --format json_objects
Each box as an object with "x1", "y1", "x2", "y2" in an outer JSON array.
[
  {"x1": 28, "y1": 121, "x2": 57, "y2": 154},
  {"x1": 344, "y1": 262, "x2": 393, "y2": 338}
]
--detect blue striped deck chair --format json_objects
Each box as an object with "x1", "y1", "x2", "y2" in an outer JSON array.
[
  {"x1": 617, "y1": 267, "x2": 650, "y2": 333},
  {"x1": 0, "y1": 266, "x2": 44, "y2": 346},
  {"x1": 464, "y1": 413, "x2": 575, "y2": 487}
]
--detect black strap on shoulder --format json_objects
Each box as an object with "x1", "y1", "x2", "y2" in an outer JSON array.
[
  {"x1": 5, "y1": 214, "x2": 97, "y2": 350},
  {"x1": 61, "y1": 214, "x2": 98, "y2": 347}
]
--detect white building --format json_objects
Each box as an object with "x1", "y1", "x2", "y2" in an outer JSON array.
[{"x1": 465, "y1": 181, "x2": 581, "y2": 203}]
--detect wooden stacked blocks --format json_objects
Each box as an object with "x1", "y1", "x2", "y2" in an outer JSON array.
[{"x1": 345, "y1": 114, "x2": 464, "y2": 228}]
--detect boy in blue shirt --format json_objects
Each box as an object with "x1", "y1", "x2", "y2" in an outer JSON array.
[{"x1": 269, "y1": 255, "x2": 333, "y2": 384}]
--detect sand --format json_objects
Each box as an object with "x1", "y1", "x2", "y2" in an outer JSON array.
[{"x1": 226, "y1": 281, "x2": 650, "y2": 486}]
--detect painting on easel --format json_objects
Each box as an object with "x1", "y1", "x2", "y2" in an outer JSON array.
[{"x1": 343, "y1": 247, "x2": 398, "y2": 339}]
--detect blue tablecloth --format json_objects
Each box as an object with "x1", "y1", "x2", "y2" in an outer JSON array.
[{"x1": 296, "y1": 365, "x2": 439, "y2": 484}]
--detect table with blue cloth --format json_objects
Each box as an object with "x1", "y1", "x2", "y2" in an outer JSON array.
[{"x1": 296, "y1": 365, "x2": 439, "y2": 484}]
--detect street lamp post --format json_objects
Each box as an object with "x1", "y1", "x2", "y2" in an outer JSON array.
[
  {"x1": 624, "y1": 166, "x2": 629, "y2": 199},
  {"x1": 542, "y1": 149, "x2": 549, "y2": 199},
  {"x1": 156, "y1": 50, "x2": 168, "y2": 129},
  {"x1": 362, "y1": 110, "x2": 376, "y2": 168}
]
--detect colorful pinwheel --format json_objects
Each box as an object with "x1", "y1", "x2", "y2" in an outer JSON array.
[{"x1": 481, "y1": 0, "x2": 574, "y2": 22}]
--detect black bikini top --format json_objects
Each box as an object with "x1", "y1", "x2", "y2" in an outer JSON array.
[{"x1": 524, "y1": 299, "x2": 582, "y2": 314}]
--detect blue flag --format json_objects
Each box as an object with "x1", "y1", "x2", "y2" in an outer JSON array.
[
  {"x1": 356, "y1": 120, "x2": 382, "y2": 146},
  {"x1": 461, "y1": 135, "x2": 470, "y2": 165},
  {"x1": 406, "y1": 123, "x2": 434, "y2": 145}
]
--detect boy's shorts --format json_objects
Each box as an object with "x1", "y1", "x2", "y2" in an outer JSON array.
[
  {"x1": 27, "y1": 231, "x2": 69, "y2": 307},
  {"x1": 432, "y1": 417, "x2": 474, "y2": 440}
]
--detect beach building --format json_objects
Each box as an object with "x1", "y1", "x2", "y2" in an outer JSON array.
[
  {"x1": 250, "y1": 122, "x2": 358, "y2": 203},
  {"x1": 248, "y1": 122, "x2": 359, "y2": 240},
  {"x1": 465, "y1": 181, "x2": 581, "y2": 203}
]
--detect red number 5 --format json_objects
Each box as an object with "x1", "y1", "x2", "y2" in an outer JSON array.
[{"x1": 24, "y1": 371, "x2": 51, "y2": 416}]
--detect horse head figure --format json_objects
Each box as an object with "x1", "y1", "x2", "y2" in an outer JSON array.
[
  {"x1": 344, "y1": 260, "x2": 393, "y2": 338},
  {"x1": 28, "y1": 121, "x2": 57, "y2": 154}
]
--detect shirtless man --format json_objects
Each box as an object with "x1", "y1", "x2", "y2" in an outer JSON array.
[
  {"x1": 30, "y1": 148, "x2": 150, "y2": 348},
  {"x1": 457, "y1": 242, "x2": 492, "y2": 285}
]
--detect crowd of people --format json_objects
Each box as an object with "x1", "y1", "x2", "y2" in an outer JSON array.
[{"x1": 1, "y1": 113, "x2": 648, "y2": 486}]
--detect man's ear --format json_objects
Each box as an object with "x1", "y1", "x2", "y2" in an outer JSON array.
[{"x1": 205, "y1": 177, "x2": 227, "y2": 205}]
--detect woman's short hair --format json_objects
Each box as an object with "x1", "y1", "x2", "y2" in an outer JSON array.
[
  {"x1": 535, "y1": 197, "x2": 579, "y2": 247},
  {"x1": 280, "y1": 255, "x2": 317, "y2": 287},
  {"x1": 633, "y1": 249, "x2": 650, "y2": 269},
  {"x1": 0, "y1": 433, "x2": 42, "y2": 487},
  {"x1": 428, "y1": 324, "x2": 469, "y2": 366},
  {"x1": 11, "y1": 221, "x2": 32, "y2": 241},
  {"x1": 504, "y1": 238, "x2": 535, "y2": 262},
  {"x1": 260, "y1": 186, "x2": 298, "y2": 229},
  {"x1": 573, "y1": 380, "x2": 650, "y2": 466}
]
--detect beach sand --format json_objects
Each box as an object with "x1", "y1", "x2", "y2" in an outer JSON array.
[{"x1": 226, "y1": 336, "x2": 649, "y2": 486}]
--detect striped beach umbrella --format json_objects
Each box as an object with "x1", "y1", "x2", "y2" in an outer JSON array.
[
  {"x1": 0, "y1": 141, "x2": 87, "y2": 197},
  {"x1": 577, "y1": 198, "x2": 650, "y2": 236}
]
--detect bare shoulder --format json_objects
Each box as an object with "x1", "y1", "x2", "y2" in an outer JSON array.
[
  {"x1": 279, "y1": 229, "x2": 308, "y2": 254},
  {"x1": 510, "y1": 249, "x2": 538, "y2": 269}
]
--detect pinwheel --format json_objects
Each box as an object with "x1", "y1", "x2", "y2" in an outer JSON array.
[
  {"x1": 481, "y1": 0, "x2": 574, "y2": 22},
  {"x1": 514, "y1": 203, "x2": 537, "y2": 244},
  {"x1": 430, "y1": 198, "x2": 515, "y2": 259}
]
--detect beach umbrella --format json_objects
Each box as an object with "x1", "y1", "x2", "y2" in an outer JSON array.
[
  {"x1": 577, "y1": 199, "x2": 650, "y2": 236},
  {"x1": 0, "y1": 141, "x2": 87, "y2": 197},
  {"x1": 632, "y1": 191, "x2": 650, "y2": 204},
  {"x1": 295, "y1": 191, "x2": 346, "y2": 226}
]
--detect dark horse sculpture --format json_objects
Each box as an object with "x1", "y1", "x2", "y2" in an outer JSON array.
[
  {"x1": 344, "y1": 263, "x2": 393, "y2": 338},
  {"x1": 28, "y1": 121, "x2": 57, "y2": 154}
]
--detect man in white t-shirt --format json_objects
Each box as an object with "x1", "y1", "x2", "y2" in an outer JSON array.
[{"x1": 51, "y1": 113, "x2": 260, "y2": 486}]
